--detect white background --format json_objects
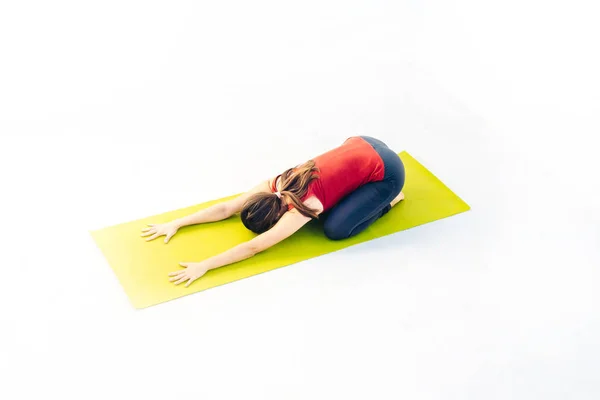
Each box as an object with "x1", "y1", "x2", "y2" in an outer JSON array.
[{"x1": 1, "y1": 1, "x2": 599, "y2": 399}]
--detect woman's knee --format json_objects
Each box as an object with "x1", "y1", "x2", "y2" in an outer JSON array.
[
  {"x1": 323, "y1": 220, "x2": 351, "y2": 240},
  {"x1": 383, "y1": 151, "x2": 405, "y2": 190}
]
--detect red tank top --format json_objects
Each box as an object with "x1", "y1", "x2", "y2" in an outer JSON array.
[{"x1": 270, "y1": 136, "x2": 385, "y2": 212}]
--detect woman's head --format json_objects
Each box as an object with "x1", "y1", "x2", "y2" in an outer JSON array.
[{"x1": 240, "y1": 160, "x2": 320, "y2": 234}]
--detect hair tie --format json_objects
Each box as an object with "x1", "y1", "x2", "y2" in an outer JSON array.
[{"x1": 274, "y1": 191, "x2": 282, "y2": 199}]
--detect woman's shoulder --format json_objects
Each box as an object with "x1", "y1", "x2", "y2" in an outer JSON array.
[{"x1": 287, "y1": 193, "x2": 324, "y2": 214}]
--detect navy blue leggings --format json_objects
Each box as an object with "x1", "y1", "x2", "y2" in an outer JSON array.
[{"x1": 322, "y1": 136, "x2": 405, "y2": 240}]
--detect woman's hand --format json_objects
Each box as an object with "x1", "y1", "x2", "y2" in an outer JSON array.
[
  {"x1": 141, "y1": 221, "x2": 180, "y2": 243},
  {"x1": 168, "y1": 262, "x2": 209, "y2": 287}
]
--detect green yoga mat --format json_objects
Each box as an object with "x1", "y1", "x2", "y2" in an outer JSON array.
[{"x1": 91, "y1": 151, "x2": 470, "y2": 308}]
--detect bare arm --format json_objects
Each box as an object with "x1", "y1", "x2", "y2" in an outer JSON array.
[
  {"x1": 142, "y1": 179, "x2": 274, "y2": 242},
  {"x1": 203, "y1": 208, "x2": 312, "y2": 269},
  {"x1": 168, "y1": 203, "x2": 317, "y2": 287},
  {"x1": 172, "y1": 203, "x2": 229, "y2": 228},
  {"x1": 174, "y1": 180, "x2": 273, "y2": 228}
]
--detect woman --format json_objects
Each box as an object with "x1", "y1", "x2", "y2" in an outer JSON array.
[{"x1": 141, "y1": 136, "x2": 406, "y2": 287}]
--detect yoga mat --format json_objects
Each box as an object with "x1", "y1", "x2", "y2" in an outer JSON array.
[{"x1": 91, "y1": 151, "x2": 470, "y2": 308}]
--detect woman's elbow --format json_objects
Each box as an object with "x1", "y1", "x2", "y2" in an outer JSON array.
[
  {"x1": 245, "y1": 242, "x2": 266, "y2": 256},
  {"x1": 220, "y1": 203, "x2": 235, "y2": 219}
]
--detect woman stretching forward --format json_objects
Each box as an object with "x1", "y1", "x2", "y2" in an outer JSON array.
[{"x1": 141, "y1": 136, "x2": 405, "y2": 287}]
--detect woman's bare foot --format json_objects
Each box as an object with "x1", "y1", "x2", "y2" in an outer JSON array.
[{"x1": 390, "y1": 191, "x2": 405, "y2": 207}]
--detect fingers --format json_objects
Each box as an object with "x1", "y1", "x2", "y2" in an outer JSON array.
[
  {"x1": 168, "y1": 264, "x2": 189, "y2": 277},
  {"x1": 169, "y1": 269, "x2": 187, "y2": 276},
  {"x1": 141, "y1": 224, "x2": 157, "y2": 235},
  {"x1": 168, "y1": 263, "x2": 202, "y2": 287},
  {"x1": 169, "y1": 273, "x2": 186, "y2": 281},
  {"x1": 140, "y1": 229, "x2": 156, "y2": 237},
  {"x1": 145, "y1": 233, "x2": 160, "y2": 241},
  {"x1": 185, "y1": 277, "x2": 197, "y2": 287},
  {"x1": 170, "y1": 268, "x2": 186, "y2": 275},
  {"x1": 141, "y1": 224, "x2": 156, "y2": 232},
  {"x1": 141, "y1": 229, "x2": 173, "y2": 243},
  {"x1": 173, "y1": 276, "x2": 189, "y2": 285}
]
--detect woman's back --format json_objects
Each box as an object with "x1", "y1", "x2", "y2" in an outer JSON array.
[{"x1": 273, "y1": 136, "x2": 385, "y2": 211}]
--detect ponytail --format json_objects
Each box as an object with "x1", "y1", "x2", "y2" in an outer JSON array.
[
  {"x1": 240, "y1": 160, "x2": 320, "y2": 234},
  {"x1": 279, "y1": 160, "x2": 320, "y2": 219}
]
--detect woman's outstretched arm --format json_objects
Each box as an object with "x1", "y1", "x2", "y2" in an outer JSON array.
[
  {"x1": 141, "y1": 180, "x2": 273, "y2": 242},
  {"x1": 168, "y1": 204, "x2": 316, "y2": 287},
  {"x1": 176, "y1": 180, "x2": 272, "y2": 225}
]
